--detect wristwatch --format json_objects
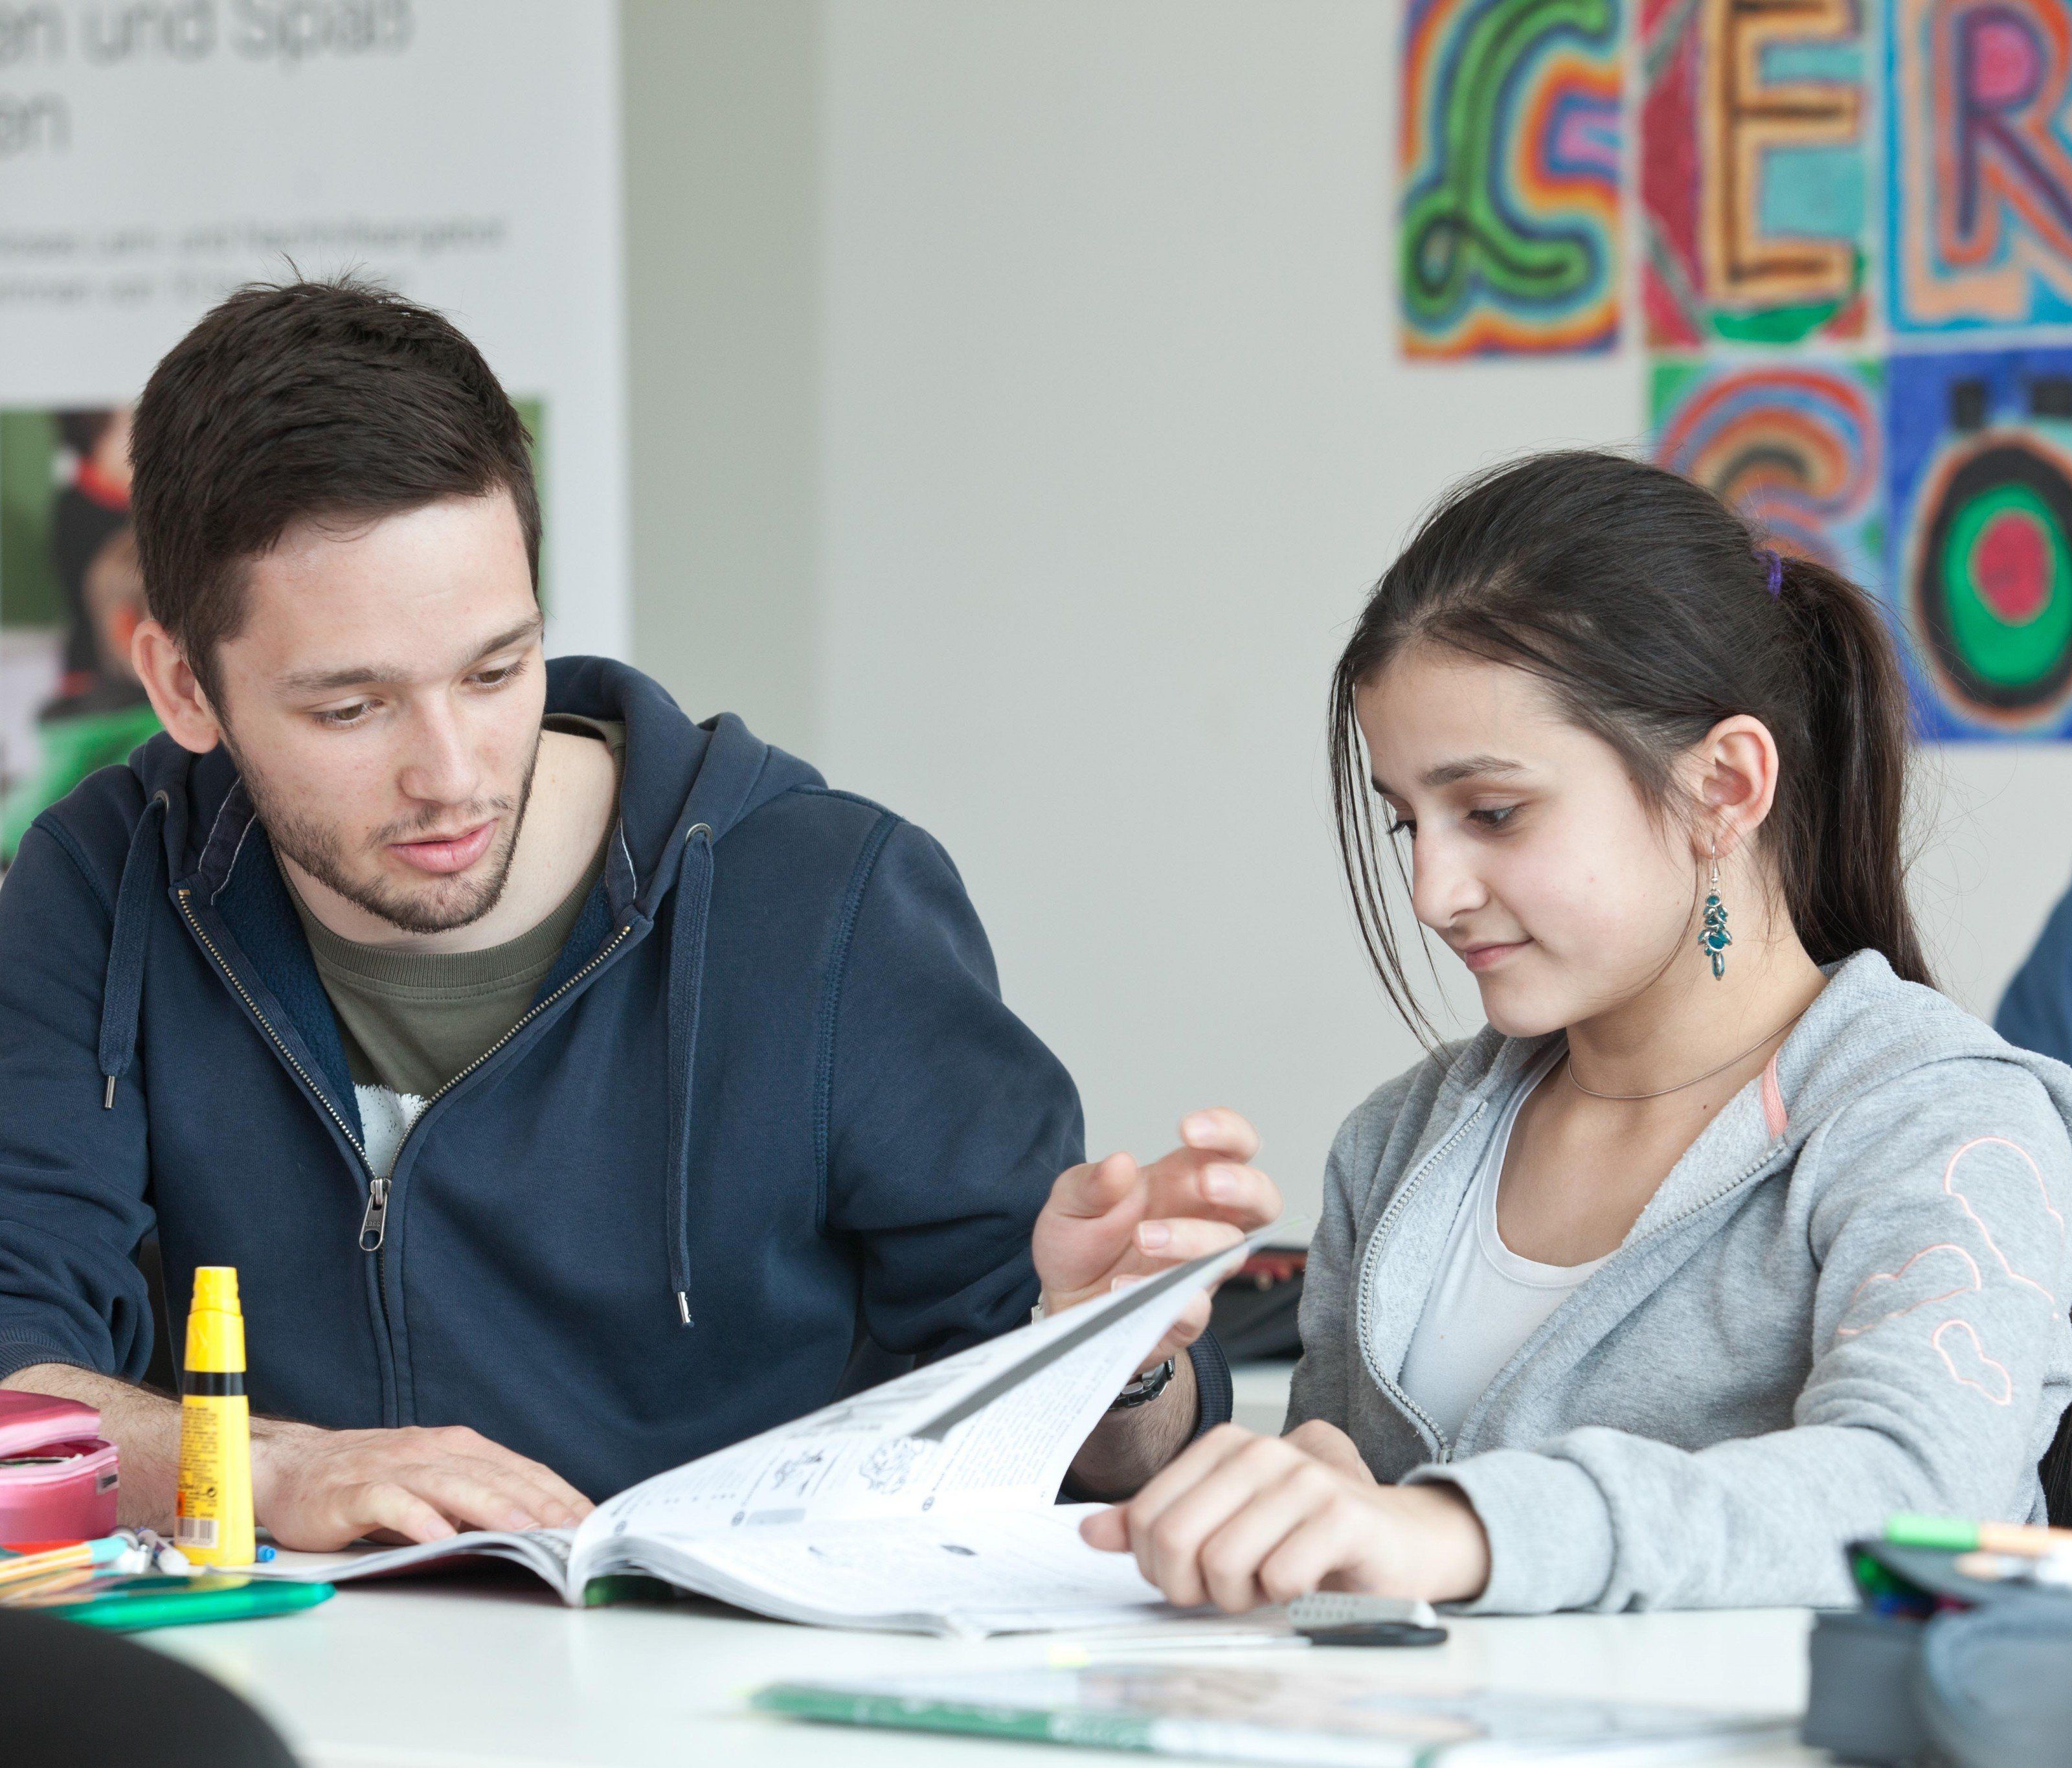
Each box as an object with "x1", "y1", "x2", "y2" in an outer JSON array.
[
  {"x1": 1107, "y1": 1357, "x2": 1177, "y2": 1411},
  {"x1": 1031, "y1": 1297, "x2": 1178, "y2": 1411}
]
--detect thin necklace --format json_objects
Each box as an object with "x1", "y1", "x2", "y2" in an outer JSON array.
[{"x1": 1565, "y1": 1011, "x2": 1807, "y2": 1102}]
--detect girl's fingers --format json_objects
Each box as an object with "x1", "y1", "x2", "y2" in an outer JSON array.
[
  {"x1": 1283, "y1": 1419, "x2": 1375, "y2": 1482},
  {"x1": 1129, "y1": 1434, "x2": 1304, "y2": 1607},
  {"x1": 1117, "y1": 1425, "x2": 1259, "y2": 1588},
  {"x1": 1080, "y1": 1504, "x2": 1131, "y2": 1552},
  {"x1": 1192, "y1": 1464, "x2": 1340, "y2": 1612},
  {"x1": 1256, "y1": 1507, "x2": 1375, "y2": 1606}
]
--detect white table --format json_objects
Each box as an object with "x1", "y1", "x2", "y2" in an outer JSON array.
[{"x1": 142, "y1": 1570, "x2": 1825, "y2": 1766}]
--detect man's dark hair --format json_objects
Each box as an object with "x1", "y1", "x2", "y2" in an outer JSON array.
[{"x1": 130, "y1": 276, "x2": 540, "y2": 701}]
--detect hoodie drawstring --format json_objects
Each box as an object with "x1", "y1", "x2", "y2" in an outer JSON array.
[
  {"x1": 98, "y1": 793, "x2": 168, "y2": 1109},
  {"x1": 664, "y1": 822, "x2": 715, "y2": 1325}
]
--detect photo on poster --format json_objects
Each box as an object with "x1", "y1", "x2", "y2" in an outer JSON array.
[
  {"x1": 1399, "y1": 0, "x2": 1624, "y2": 357},
  {"x1": 1885, "y1": 349, "x2": 2072, "y2": 738},
  {"x1": 1650, "y1": 356, "x2": 1884, "y2": 588},
  {"x1": 1886, "y1": 0, "x2": 2072, "y2": 333},
  {"x1": 0, "y1": 398, "x2": 547, "y2": 869},
  {"x1": 1641, "y1": 0, "x2": 1868, "y2": 346},
  {"x1": 0, "y1": 407, "x2": 157, "y2": 867}
]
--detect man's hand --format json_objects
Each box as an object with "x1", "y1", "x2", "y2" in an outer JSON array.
[
  {"x1": 253, "y1": 1420, "x2": 594, "y2": 1550},
  {"x1": 1079, "y1": 1423, "x2": 1490, "y2": 1611},
  {"x1": 1034, "y1": 1109, "x2": 1281, "y2": 1374},
  {"x1": 3, "y1": 1363, "x2": 592, "y2": 1548}
]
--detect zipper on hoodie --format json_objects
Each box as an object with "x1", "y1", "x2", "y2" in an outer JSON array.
[
  {"x1": 1371, "y1": 1103, "x2": 1789, "y2": 1461},
  {"x1": 178, "y1": 885, "x2": 635, "y2": 1412},
  {"x1": 357, "y1": 918, "x2": 636, "y2": 1252},
  {"x1": 177, "y1": 887, "x2": 397, "y2": 1363},
  {"x1": 1354, "y1": 1098, "x2": 1489, "y2": 1463}
]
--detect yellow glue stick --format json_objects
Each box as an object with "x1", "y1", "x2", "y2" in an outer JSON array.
[{"x1": 175, "y1": 1265, "x2": 254, "y2": 1565}]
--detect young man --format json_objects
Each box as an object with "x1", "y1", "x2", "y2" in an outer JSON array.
[{"x1": 0, "y1": 280, "x2": 1275, "y2": 1549}]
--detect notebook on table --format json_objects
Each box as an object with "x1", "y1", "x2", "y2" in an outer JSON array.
[{"x1": 752, "y1": 1665, "x2": 1797, "y2": 1766}]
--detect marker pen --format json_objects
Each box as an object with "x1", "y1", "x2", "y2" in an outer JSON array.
[{"x1": 175, "y1": 1266, "x2": 254, "y2": 1566}]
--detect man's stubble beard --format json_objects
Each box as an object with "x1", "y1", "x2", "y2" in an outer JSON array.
[{"x1": 225, "y1": 725, "x2": 543, "y2": 936}]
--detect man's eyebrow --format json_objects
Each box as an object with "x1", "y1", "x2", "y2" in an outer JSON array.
[
  {"x1": 276, "y1": 615, "x2": 544, "y2": 695},
  {"x1": 1368, "y1": 755, "x2": 1529, "y2": 795}
]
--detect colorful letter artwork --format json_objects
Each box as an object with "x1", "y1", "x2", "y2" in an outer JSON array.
[
  {"x1": 1642, "y1": 0, "x2": 1869, "y2": 345},
  {"x1": 1889, "y1": 0, "x2": 2072, "y2": 330},
  {"x1": 1399, "y1": 0, "x2": 1623, "y2": 356},
  {"x1": 1886, "y1": 349, "x2": 2072, "y2": 736},
  {"x1": 1651, "y1": 359, "x2": 1884, "y2": 584}
]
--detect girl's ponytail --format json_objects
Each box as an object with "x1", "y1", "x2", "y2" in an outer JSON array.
[{"x1": 1770, "y1": 556, "x2": 1931, "y2": 986}]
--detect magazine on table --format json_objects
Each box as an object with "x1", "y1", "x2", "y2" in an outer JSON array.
[{"x1": 257, "y1": 1226, "x2": 1279, "y2": 1636}]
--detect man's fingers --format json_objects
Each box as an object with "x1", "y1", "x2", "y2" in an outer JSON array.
[
  {"x1": 1047, "y1": 1152, "x2": 1141, "y2": 1221},
  {"x1": 1140, "y1": 1297, "x2": 1211, "y2": 1370},
  {"x1": 1145, "y1": 1161, "x2": 1281, "y2": 1230},
  {"x1": 352, "y1": 1482, "x2": 460, "y2": 1548},
  {"x1": 403, "y1": 1463, "x2": 550, "y2": 1534},
  {"x1": 475, "y1": 1461, "x2": 591, "y2": 1529},
  {"x1": 1178, "y1": 1109, "x2": 1260, "y2": 1163},
  {"x1": 1132, "y1": 1217, "x2": 1245, "y2": 1264},
  {"x1": 460, "y1": 1442, "x2": 593, "y2": 1526}
]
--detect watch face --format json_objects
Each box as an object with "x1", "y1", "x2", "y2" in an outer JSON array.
[{"x1": 1112, "y1": 1357, "x2": 1177, "y2": 1409}]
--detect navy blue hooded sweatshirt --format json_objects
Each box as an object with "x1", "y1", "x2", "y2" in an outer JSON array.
[{"x1": 0, "y1": 659, "x2": 1223, "y2": 1500}]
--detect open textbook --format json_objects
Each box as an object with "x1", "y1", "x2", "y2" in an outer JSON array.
[{"x1": 259, "y1": 1225, "x2": 1279, "y2": 1635}]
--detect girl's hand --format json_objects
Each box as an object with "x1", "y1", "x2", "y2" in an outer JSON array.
[
  {"x1": 1079, "y1": 1423, "x2": 1491, "y2": 1611},
  {"x1": 1033, "y1": 1111, "x2": 1281, "y2": 1372}
]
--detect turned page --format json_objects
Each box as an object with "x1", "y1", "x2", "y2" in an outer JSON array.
[{"x1": 570, "y1": 1226, "x2": 1278, "y2": 1585}]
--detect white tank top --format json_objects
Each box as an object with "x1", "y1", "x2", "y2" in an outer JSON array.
[{"x1": 1396, "y1": 1045, "x2": 1606, "y2": 1441}]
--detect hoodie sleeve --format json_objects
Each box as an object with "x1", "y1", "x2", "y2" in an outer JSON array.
[
  {"x1": 820, "y1": 817, "x2": 1085, "y2": 1361},
  {"x1": 0, "y1": 821, "x2": 157, "y2": 1384},
  {"x1": 1999, "y1": 883, "x2": 2072, "y2": 1065},
  {"x1": 1408, "y1": 1058, "x2": 2072, "y2": 1613}
]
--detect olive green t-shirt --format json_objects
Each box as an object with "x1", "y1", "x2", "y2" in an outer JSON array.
[{"x1": 283, "y1": 718, "x2": 623, "y2": 1109}]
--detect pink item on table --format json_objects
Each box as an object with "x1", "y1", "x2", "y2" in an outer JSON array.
[{"x1": 0, "y1": 1390, "x2": 119, "y2": 1542}]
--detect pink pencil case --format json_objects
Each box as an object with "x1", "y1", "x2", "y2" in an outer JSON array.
[{"x1": 0, "y1": 1390, "x2": 119, "y2": 1541}]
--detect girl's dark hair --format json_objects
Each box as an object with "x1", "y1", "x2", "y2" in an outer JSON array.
[{"x1": 1329, "y1": 449, "x2": 1929, "y2": 1040}]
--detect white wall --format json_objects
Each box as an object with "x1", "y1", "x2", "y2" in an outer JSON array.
[{"x1": 629, "y1": 2, "x2": 2072, "y2": 1227}]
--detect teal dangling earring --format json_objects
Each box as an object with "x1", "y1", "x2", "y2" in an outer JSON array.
[{"x1": 1700, "y1": 845, "x2": 1732, "y2": 980}]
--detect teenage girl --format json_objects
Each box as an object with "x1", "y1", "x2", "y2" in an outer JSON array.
[{"x1": 1083, "y1": 451, "x2": 2072, "y2": 1613}]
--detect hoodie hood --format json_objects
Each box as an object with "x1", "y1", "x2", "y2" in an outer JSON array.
[
  {"x1": 1401, "y1": 949, "x2": 2072, "y2": 1241},
  {"x1": 97, "y1": 657, "x2": 823, "y2": 1323}
]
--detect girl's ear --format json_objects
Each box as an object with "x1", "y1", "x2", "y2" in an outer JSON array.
[{"x1": 1689, "y1": 714, "x2": 1781, "y2": 862}]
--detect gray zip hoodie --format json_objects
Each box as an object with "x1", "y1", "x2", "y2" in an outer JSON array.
[{"x1": 1287, "y1": 951, "x2": 2072, "y2": 1614}]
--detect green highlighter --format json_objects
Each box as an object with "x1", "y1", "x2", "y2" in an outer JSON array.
[{"x1": 11, "y1": 1571, "x2": 334, "y2": 1632}]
